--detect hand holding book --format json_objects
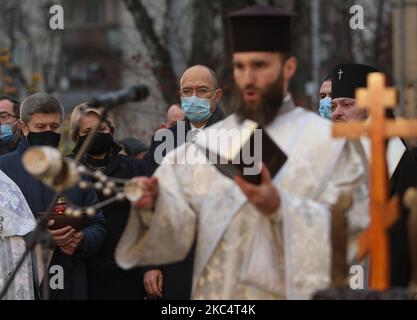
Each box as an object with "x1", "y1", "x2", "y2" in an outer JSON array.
[
  {"x1": 234, "y1": 163, "x2": 281, "y2": 215},
  {"x1": 195, "y1": 119, "x2": 287, "y2": 214},
  {"x1": 196, "y1": 119, "x2": 288, "y2": 185}
]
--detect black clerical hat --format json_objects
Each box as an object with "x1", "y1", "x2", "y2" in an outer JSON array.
[
  {"x1": 227, "y1": 5, "x2": 296, "y2": 53},
  {"x1": 332, "y1": 63, "x2": 379, "y2": 99}
]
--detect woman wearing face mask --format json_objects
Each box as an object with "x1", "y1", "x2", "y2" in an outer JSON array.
[
  {"x1": 69, "y1": 103, "x2": 147, "y2": 300},
  {"x1": 0, "y1": 96, "x2": 22, "y2": 156}
]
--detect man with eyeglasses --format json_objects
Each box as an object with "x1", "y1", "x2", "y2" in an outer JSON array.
[
  {"x1": 318, "y1": 76, "x2": 332, "y2": 120},
  {"x1": 116, "y1": 5, "x2": 369, "y2": 300},
  {"x1": 0, "y1": 95, "x2": 37, "y2": 300},
  {"x1": 0, "y1": 96, "x2": 22, "y2": 156},
  {"x1": 142, "y1": 64, "x2": 224, "y2": 176},
  {"x1": 0, "y1": 93, "x2": 106, "y2": 300},
  {"x1": 139, "y1": 65, "x2": 224, "y2": 300}
]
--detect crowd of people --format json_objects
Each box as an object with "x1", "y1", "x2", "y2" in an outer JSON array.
[{"x1": 1, "y1": 4, "x2": 416, "y2": 300}]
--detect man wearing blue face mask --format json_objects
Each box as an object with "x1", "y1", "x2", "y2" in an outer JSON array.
[
  {"x1": 318, "y1": 76, "x2": 332, "y2": 120},
  {"x1": 179, "y1": 65, "x2": 224, "y2": 128},
  {"x1": 143, "y1": 65, "x2": 224, "y2": 176},
  {"x1": 140, "y1": 65, "x2": 224, "y2": 300},
  {"x1": 0, "y1": 96, "x2": 22, "y2": 156}
]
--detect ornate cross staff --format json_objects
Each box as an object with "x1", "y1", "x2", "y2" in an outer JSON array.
[{"x1": 333, "y1": 72, "x2": 417, "y2": 291}]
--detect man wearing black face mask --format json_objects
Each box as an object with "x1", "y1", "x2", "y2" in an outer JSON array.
[
  {"x1": 0, "y1": 93, "x2": 106, "y2": 300},
  {"x1": 69, "y1": 104, "x2": 147, "y2": 300}
]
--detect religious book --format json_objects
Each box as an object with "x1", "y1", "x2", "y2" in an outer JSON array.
[{"x1": 195, "y1": 119, "x2": 287, "y2": 185}]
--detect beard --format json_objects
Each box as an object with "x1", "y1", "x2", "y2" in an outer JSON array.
[{"x1": 234, "y1": 72, "x2": 285, "y2": 127}]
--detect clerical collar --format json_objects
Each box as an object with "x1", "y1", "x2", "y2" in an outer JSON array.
[{"x1": 277, "y1": 94, "x2": 296, "y2": 117}]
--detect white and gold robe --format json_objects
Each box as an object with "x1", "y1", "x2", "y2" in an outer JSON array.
[
  {"x1": 0, "y1": 170, "x2": 36, "y2": 300},
  {"x1": 116, "y1": 98, "x2": 369, "y2": 300}
]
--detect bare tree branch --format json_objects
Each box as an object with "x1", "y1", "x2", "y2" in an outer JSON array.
[
  {"x1": 123, "y1": 0, "x2": 178, "y2": 105},
  {"x1": 189, "y1": 0, "x2": 216, "y2": 67}
]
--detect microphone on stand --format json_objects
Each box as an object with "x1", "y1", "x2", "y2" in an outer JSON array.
[{"x1": 87, "y1": 85, "x2": 150, "y2": 110}]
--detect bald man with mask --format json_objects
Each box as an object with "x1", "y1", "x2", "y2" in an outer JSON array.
[
  {"x1": 140, "y1": 65, "x2": 224, "y2": 299},
  {"x1": 117, "y1": 5, "x2": 369, "y2": 300},
  {"x1": 143, "y1": 65, "x2": 224, "y2": 176}
]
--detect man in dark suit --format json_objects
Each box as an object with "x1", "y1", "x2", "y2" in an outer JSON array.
[
  {"x1": 0, "y1": 93, "x2": 106, "y2": 299},
  {"x1": 143, "y1": 65, "x2": 224, "y2": 176},
  {"x1": 0, "y1": 96, "x2": 22, "y2": 156},
  {"x1": 141, "y1": 65, "x2": 225, "y2": 300}
]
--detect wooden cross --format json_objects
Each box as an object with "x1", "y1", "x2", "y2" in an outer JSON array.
[{"x1": 333, "y1": 72, "x2": 417, "y2": 291}]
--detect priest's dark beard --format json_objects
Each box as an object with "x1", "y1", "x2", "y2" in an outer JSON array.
[{"x1": 234, "y1": 72, "x2": 285, "y2": 127}]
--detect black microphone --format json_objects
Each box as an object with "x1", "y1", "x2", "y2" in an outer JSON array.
[{"x1": 87, "y1": 85, "x2": 149, "y2": 109}]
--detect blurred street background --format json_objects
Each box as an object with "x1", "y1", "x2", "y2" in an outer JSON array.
[{"x1": 0, "y1": 0, "x2": 415, "y2": 149}]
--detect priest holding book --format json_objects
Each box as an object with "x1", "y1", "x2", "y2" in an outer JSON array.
[{"x1": 116, "y1": 4, "x2": 370, "y2": 299}]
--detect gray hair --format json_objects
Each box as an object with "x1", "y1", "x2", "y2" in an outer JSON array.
[{"x1": 20, "y1": 93, "x2": 65, "y2": 123}]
